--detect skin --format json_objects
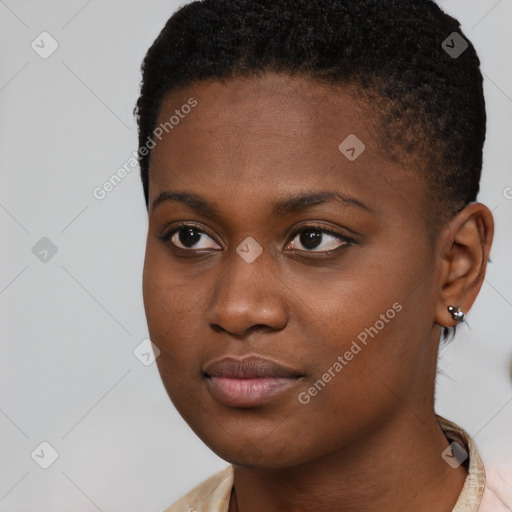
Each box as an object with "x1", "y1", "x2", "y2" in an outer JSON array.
[{"x1": 142, "y1": 73, "x2": 494, "y2": 512}]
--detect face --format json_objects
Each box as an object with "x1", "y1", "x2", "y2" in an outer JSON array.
[{"x1": 142, "y1": 73, "x2": 443, "y2": 468}]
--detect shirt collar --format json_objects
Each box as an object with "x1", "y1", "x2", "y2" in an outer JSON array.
[{"x1": 436, "y1": 414, "x2": 486, "y2": 512}]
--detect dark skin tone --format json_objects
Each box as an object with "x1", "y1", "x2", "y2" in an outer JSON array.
[{"x1": 142, "y1": 73, "x2": 494, "y2": 512}]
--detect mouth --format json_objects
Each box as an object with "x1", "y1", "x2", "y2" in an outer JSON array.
[{"x1": 203, "y1": 356, "x2": 304, "y2": 408}]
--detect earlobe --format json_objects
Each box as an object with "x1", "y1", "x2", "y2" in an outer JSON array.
[{"x1": 435, "y1": 203, "x2": 494, "y2": 328}]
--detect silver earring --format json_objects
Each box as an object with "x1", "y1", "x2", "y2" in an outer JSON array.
[{"x1": 447, "y1": 306, "x2": 465, "y2": 322}]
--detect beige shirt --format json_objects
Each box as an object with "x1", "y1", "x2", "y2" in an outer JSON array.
[{"x1": 164, "y1": 416, "x2": 511, "y2": 512}]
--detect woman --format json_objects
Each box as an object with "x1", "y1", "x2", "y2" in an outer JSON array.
[{"x1": 134, "y1": 1, "x2": 507, "y2": 510}]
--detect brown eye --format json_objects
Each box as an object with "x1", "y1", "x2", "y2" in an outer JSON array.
[
  {"x1": 285, "y1": 227, "x2": 351, "y2": 253},
  {"x1": 161, "y1": 225, "x2": 221, "y2": 250}
]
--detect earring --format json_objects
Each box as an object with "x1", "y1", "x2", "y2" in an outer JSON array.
[{"x1": 447, "y1": 306, "x2": 465, "y2": 323}]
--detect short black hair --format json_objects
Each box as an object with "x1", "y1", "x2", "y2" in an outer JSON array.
[{"x1": 135, "y1": 0, "x2": 486, "y2": 233}]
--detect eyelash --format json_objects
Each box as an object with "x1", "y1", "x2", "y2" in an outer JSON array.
[{"x1": 158, "y1": 222, "x2": 355, "y2": 255}]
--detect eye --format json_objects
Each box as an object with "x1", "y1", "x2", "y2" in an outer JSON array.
[
  {"x1": 159, "y1": 224, "x2": 221, "y2": 250},
  {"x1": 159, "y1": 223, "x2": 353, "y2": 254},
  {"x1": 285, "y1": 225, "x2": 352, "y2": 253}
]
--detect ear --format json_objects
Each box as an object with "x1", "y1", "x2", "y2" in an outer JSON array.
[{"x1": 435, "y1": 203, "x2": 494, "y2": 328}]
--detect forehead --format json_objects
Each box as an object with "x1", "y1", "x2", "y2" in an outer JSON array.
[
  {"x1": 148, "y1": 73, "x2": 427, "y2": 224},
  {"x1": 153, "y1": 74, "x2": 372, "y2": 161}
]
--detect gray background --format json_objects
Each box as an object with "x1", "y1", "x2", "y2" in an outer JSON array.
[{"x1": 0, "y1": 0, "x2": 511, "y2": 510}]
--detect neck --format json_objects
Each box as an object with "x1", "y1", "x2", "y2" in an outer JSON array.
[{"x1": 229, "y1": 410, "x2": 467, "y2": 512}]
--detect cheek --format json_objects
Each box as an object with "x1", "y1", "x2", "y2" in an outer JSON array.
[
  {"x1": 143, "y1": 241, "x2": 197, "y2": 326},
  {"x1": 292, "y1": 274, "x2": 419, "y2": 414},
  {"x1": 142, "y1": 247, "x2": 205, "y2": 370}
]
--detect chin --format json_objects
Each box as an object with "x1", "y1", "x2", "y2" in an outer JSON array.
[{"x1": 192, "y1": 426, "x2": 316, "y2": 470}]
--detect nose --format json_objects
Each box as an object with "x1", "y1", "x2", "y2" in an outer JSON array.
[{"x1": 204, "y1": 248, "x2": 288, "y2": 338}]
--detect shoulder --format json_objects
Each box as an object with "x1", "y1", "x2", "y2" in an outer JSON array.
[
  {"x1": 478, "y1": 461, "x2": 512, "y2": 512},
  {"x1": 162, "y1": 465, "x2": 234, "y2": 512},
  {"x1": 436, "y1": 415, "x2": 512, "y2": 512}
]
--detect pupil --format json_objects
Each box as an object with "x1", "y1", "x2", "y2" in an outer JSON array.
[
  {"x1": 180, "y1": 228, "x2": 202, "y2": 248},
  {"x1": 300, "y1": 230, "x2": 322, "y2": 249}
]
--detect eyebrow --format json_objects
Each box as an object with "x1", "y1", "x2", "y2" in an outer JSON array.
[{"x1": 151, "y1": 190, "x2": 372, "y2": 216}]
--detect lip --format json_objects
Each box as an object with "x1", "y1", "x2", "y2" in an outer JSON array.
[{"x1": 203, "y1": 356, "x2": 303, "y2": 407}]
